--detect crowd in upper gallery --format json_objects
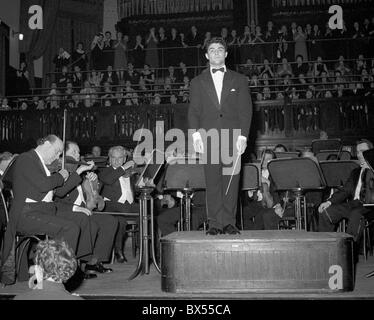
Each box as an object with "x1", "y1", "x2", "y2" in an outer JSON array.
[{"x1": 1, "y1": 16, "x2": 374, "y2": 111}]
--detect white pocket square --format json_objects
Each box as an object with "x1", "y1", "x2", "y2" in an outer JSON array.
[{"x1": 230, "y1": 89, "x2": 236, "y2": 92}]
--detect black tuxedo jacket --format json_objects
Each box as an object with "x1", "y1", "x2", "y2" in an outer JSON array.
[
  {"x1": 98, "y1": 166, "x2": 136, "y2": 202},
  {"x1": 54, "y1": 172, "x2": 83, "y2": 210},
  {"x1": 188, "y1": 68, "x2": 252, "y2": 138},
  {"x1": 329, "y1": 167, "x2": 364, "y2": 205}
]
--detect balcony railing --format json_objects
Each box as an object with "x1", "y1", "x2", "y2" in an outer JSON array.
[{"x1": 0, "y1": 96, "x2": 373, "y2": 154}]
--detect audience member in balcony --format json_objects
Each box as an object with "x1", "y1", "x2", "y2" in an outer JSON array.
[
  {"x1": 0, "y1": 98, "x2": 11, "y2": 111},
  {"x1": 250, "y1": 25, "x2": 265, "y2": 64},
  {"x1": 262, "y1": 86, "x2": 273, "y2": 101},
  {"x1": 103, "y1": 31, "x2": 114, "y2": 69},
  {"x1": 309, "y1": 24, "x2": 323, "y2": 62},
  {"x1": 169, "y1": 93, "x2": 178, "y2": 105},
  {"x1": 186, "y1": 25, "x2": 202, "y2": 68},
  {"x1": 335, "y1": 55, "x2": 351, "y2": 76},
  {"x1": 68, "y1": 94, "x2": 82, "y2": 109},
  {"x1": 276, "y1": 25, "x2": 290, "y2": 62},
  {"x1": 53, "y1": 47, "x2": 70, "y2": 73},
  {"x1": 112, "y1": 90, "x2": 125, "y2": 106},
  {"x1": 282, "y1": 74, "x2": 293, "y2": 98},
  {"x1": 292, "y1": 54, "x2": 309, "y2": 78},
  {"x1": 240, "y1": 25, "x2": 252, "y2": 64},
  {"x1": 259, "y1": 58, "x2": 275, "y2": 79},
  {"x1": 249, "y1": 74, "x2": 260, "y2": 94},
  {"x1": 200, "y1": 31, "x2": 212, "y2": 66},
  {"x1": 305, "y1": 89, "x2": 314, "y2": 100},
  {"x1": 313, "y1": 56, "x2": 328, "y2": 78},
  {"x1": 124, "y1": 62, "x2": 140, "y2": 86},
  {"x1": 101, "y1": 82, "x2": 115, "y2": 107},
  {"x1": 305, "y1": 23, "x2": 312, "y2": 57},
  {"x1": 241, "y1": 58, "x2": 258, "y2": 79},
  {"x1": 57, "y1": 66, "x2": 70, "y2": 89},
  {"x1": 165, "y1": 65, "x2": 177, "y2": 85},
  {"x1": 264, "y1": 20, "x2": 277, "y2": 62},
  {"x1": 132, "y1": 34, "x2": 145, "y2": 69},
  {"x1": 72, "y1": 65, "x2": 84, "y2": 90},
  {"x1": 157, "y1": 27, "x2": 168, "y2": 70},
  {"x1": 316, "y1": 71, "x2": 332, "y2": 98},
  {"x1": 28, "y1": 96, "x2": 41, "y2": 111},
  {"x1": 276, "y1": 91, "x2": 284, "y2": 100},
  {"x1": 137, "y1": 78, "x2": 151, "y2": 104},
  {"x1": 336, "y1": 21, "x2": 349, "y2": 60},
  {"x1": 91, "y1": 33, "x2": 105, "y2": 71},
  {"x1": 113, "y1": 31, "x2": 128, "y2": 81},
  {"x1": 140, "y1": 63, "x2": 155, "y2": 90},
  {"x1": 277, "y1": 57, "x2": 293, "y2": 78},
  {"x1": 167, "y1": 28, "x2": 182, "y2": 67},
  {"x1": 351, "y1": 22, "x2": 365, "y2": 60},
  {"x1": 289, "y1": 22, "x2": 297, "y2": 60},
  {"x1": 226, "y1": 29, "x2": 240, "y2": 69},
  {"x1": 361, "y1": 69, "x2": 371, "y2": 93},
  {"x1": 294, "y1": 25, "x2": 308, "y2": 62},
  {"x1": 123, "y1": 91, "x2": 133, "y2": 106},
  {"x1": 354, "y1": 54, "x2": 367, "y2": 75},
  {"x1": 181, "y1": 91, "x2": 190, "y2": 104},
  {"x1": 47, "y1": 94, "x2": 60, "y2": 110},
  {"x1": 102, "y1": 65, "x2": 119, "y2": 88},
  {"x1": 88, "y1": 70, "x2": 103, "y2": 90},
  {"x1": 80, "y1": 81, "x2": 98, "y2": 108},
  {"x1": 290, "y1": 87, "x2": 300, "y2": 100},
  {"x1": 71, "y1": 42, "x2": 87, "y2": 71},
  {"x1": 145, "y1": 27, "x2": 159, "y2": 69},
  {"x1": 323, "y1": 23, "x2": 335, "y2": 62},
  {"x1": 63, "y1": 82, "x2": 74, "y2": 102},
  {"x1": 131, "y1": 92, "x2": 140, "y2": 106},
  {"x1": 255, "y1": 92, "x2": 263, "y2": 101},
  {"x1": 151, "y1": 93, "x2": 162, "y2": 105},
  {"x1": 347, "y1": 79, "x2": 365, "y2": 96},
  {"x1": 178, "y1": 76, "x2": 190, "y2": 98},
  {"x1": 297, "y1": 73, "x2": 308, "y2": 96},
  {"x1": 16, "y1": 61, "x2": 30, "y2": 96},
  {"x1": 176, "y1": 61, "x2": 194, "y2": 84},
  {"x1": 261, "y1": 73, "x2": 271, "y2": 90}
]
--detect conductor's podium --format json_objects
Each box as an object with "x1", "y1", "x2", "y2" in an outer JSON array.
[{"x1": 161, "y1": 231, "x2": 354, "y2": 293}]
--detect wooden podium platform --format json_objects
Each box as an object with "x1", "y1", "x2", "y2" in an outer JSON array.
[{"x1": 161, "y1": 231, "x2": 354, "y2": 293}]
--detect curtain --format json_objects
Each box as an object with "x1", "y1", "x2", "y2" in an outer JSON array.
[{"x1": 19, "y1": 0, "x2": 60, "y2": 88}]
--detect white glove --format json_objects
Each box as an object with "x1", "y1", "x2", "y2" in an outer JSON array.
[{"x1": 192, "y1": 132, "x2": 204, "y2": 154}]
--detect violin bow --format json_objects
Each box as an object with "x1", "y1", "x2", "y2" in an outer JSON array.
[{"x1": 62, "y1": 109, "x2": 67, "y2": 170}]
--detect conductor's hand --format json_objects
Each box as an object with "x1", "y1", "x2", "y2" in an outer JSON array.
[
  {"x1": 192, "y1": 132, "x2": 204, "y2": 154},
  {"x1": 76, "y1": 161, "x2": 95, "y2": 175},
  {"x1": 318, "y1": 201, "x2": 331, "y2": 214},
  {"x1": 236, "y1": 136, "x2": 247, "y2": 155},
  {"x1": 58, "y1": 169, "x2": 69, "y2": 181}
]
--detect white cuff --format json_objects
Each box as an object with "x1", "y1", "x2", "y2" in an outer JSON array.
[{"x1": 238, "y1": 135, "x2": 247, "y2": 142}]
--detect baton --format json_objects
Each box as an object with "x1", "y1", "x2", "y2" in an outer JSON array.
[{"x1": 225, "y1": 152, "x2": 241, "y2": 196}]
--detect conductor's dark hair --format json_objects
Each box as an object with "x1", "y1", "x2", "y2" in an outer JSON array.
[
  {"x1": 206, "y1": 37, "x2": 227, "y2": 53},
  {"x1": 36, "y1": 134, "x2": 60, "y2": 146}
]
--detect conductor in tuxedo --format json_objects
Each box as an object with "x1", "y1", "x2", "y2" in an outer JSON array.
[
  {"x1": 188, "y1": 37, "x2": 253, "y2": 235},
  {"x1": 318, "y1": 139, "x2": 373, "y2": 243}
]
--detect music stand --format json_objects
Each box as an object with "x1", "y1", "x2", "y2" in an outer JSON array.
[
  {"x1": 275, "y1": 152, "x2": 300, "y2": 159},
  {"x1": 163, "y1": 157, "x2": 206, "y2": 231},
  {"x1": 239, "y1": 163, "x2": 260, "y2": 229},
  {"x1": 316, "y1": 150, "x2": 351, "y2": 161},
  {"x1": 319, "y1": 160, "x2": 360, "y2": 190},
  {"x1": 268, "y1": 158, "x2": 326, "y2": 231},
  {"x1": 129, "y1": 149, "x2": 165, "y2": 280},
  {"x1": 311, "y1": 139, "x2": 342, "y2": 155}
]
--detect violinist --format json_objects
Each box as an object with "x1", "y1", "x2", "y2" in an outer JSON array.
[
  {"x1": 318, "y1": 139, "x2": 373, "y2": 248},
  {"x1": 54, "y1": 141, "x2": 117, "y2": 275},
  {"x1": 242, "y1": 149, "x2": 294, "y2": 230},
  {"x1": 98, "y1": 145, "x2": 140, "y2": 263},
  {"x1": 1, "y1": 135, "x2": 80, "y2": 285}
]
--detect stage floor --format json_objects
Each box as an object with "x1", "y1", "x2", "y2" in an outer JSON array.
[{"x1": 1, "y1": 249, "x2": 374, "y2": 300}]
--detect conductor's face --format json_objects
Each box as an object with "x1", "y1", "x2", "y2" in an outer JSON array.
[{"x1": 206, "y1": 43, "x2": 227, "y2": 67}]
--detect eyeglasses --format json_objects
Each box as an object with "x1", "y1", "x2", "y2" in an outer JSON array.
[{"x1": 208, "y1": 48, "x2": 225, "y2": 54}]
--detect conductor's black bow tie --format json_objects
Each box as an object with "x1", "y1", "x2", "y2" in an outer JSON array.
[{"x1": 212, "y1": 67, "x2": 225, "y2": 73}]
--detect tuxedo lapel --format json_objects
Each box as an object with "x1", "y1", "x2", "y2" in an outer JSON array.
[
  {"x1": 201, "y1": 70, "x2": 220, "y2": 109},
  {"x1": 220, "y1": 70, "x2": 234, "y2": 107}
]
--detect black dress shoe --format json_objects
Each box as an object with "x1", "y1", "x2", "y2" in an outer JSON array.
[
  {"x1": 114, "y1": 251, "x2": 127, "y2": 263},
  {"x1": 206, "y1": 227, "x2": 223, "y2": 235},
  {"x1": 223, "y1": 224, "x2": 241, "y2": 235},
  {"x1": 84, "y1": 272, "x2": 98, "y2": 279},
  {"x1": 85, "y1": 262, "x2": 113, "y2": 274}
]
